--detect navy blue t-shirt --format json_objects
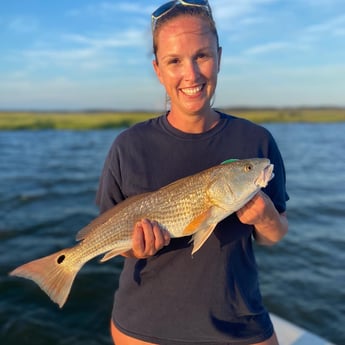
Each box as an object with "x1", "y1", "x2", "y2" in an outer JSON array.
[{"x1": 96, "y1": 112, "x2": 288, "y2": 344}]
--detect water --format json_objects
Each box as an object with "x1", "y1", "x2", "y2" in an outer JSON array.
[{"x1": 0, "y1": 124, "x2": 344, "y2": 345}]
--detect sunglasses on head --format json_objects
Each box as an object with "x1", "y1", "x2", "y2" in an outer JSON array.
[{"x1": 151, "y1": 0, "x2": 212, "y2": 31}]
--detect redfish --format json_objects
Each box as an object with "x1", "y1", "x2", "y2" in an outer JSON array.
[{"x1": 10, "y1": 158, "x2": 273, "y2": 308}]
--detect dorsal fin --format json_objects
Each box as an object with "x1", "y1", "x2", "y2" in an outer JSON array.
[{"x1": 75, "y1": 192, "x2": 150, "y2": 241}]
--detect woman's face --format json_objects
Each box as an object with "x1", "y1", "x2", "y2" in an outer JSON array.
[{"x1": 153, "y1": 15, "x2": 221, "y2": 116}]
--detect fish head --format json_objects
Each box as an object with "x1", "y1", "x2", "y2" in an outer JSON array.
[{"x1": 208, "y1": 158, "x2": 274, "y2": 211}]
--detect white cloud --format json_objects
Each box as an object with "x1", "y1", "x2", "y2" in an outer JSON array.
[
  {"x1": 23, "y1": 47, "x2": 95, "y2": 62},
  {"x1": 64, "y1": 29, "x2": 145, "y2": 49},
  {"x1": 239, "y1": 16, "x2": 267, "y2": 26},
  {"x1": 295, "y1": 0, "x2": 345, "y2": 6},
  {"x1": 212, "y1": 0, "x2": 277, "y2": 21},
  {"x1": 101, "y1": 2, "x2": 153, "y2": 14},
  {"x1": 16, "y1": 28, "x2": 148, "y2": 74},
  {"x1": 306, "y1": 14, "x2": 345, "y2": 35},
  {"x1": 2, "y1": 0, "x2": 345, "y2": 109},
  {"x1": 8, "y1": 16, "x2": 38, "y2": 33},
  {"x1": 0, "y1": 73, "x2": 163, "y2": 110},
  {"x1": 221, "y1": 56, "x2": 251, "y2": 66},
  {"x1": 244, "y1": 42, "x2": 290, "y2": 55},
  {"x1": 216, "y1": 62, "x2": 345, "y2": 107},
  {"x1": 67, "y1": 1, "x2": 154, "y2": 17}
]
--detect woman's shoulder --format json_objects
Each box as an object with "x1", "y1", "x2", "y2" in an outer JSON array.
[
  {"x1": 218, "y1": 111, "x2": 272, "y2": 137},
  {"x1": 115, "y1": 114, "x2": 165, "y2": 143}
]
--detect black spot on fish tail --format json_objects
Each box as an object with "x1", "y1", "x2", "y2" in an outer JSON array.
[{"x1": 57, "y1": 255, "x2": 66, "y2": 264}]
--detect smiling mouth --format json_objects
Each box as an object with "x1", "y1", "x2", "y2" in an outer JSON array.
[{"x1": 181, "y1": 84, "x2": 204, "y2": 96}]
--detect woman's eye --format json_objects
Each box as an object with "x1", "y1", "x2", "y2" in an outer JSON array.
[
  {"x1": 197, "y1": 53, "x2": 206, "y2": 60},
  {"x1": 197, "y1": 51, "x2": 212, "y2": 60},
  {"x1": 169, "y1": 58, "x2": 180, "y2": 64}
]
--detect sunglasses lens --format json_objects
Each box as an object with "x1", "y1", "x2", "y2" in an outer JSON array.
[
  {"x1": 152, "y1": 1, "x2": 176, "y2": 19},
  {"x1": 151, "y1": 0, "x2": 211, "y2": 30},
  {"x1": 184, "y1": 0, "x2": 208, "y2": 4}
]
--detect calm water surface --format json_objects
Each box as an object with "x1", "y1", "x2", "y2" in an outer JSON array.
[{"x1": 0, "y1": 123, "x2": 344, "y2": 344}]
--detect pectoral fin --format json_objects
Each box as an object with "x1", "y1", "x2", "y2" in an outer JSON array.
[
  {"x1": 191, "y1": 223, "x2": 217, "y2": 255},
  {"x1": 182, "y1": 210, "x2": 211, "y2": 236},
  {"x1": 99, "y1": 244, "x2": 131, "y2": 263}
]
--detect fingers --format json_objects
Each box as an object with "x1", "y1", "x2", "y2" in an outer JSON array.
[
  {"x1": 152, "y1": 220, "x2": 171, "y2": 248},
  {"x1": 131, "y1": 219, "x2": 170, "y2": 259},
  {"x1": 236, "y1": 191, "x2": 275, "y2": 225}
]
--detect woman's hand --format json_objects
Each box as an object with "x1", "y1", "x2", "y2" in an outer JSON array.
[
  {"x1": 236, "y1": 191, "x2": 288, "y2": 245},
  {"x1": 122, "y1": 218, "x2": 171, "y2": 258}
]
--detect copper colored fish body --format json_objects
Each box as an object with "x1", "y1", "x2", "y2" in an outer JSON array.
[{"x1": 10, "y1": 158, "x2": 274, "y2": 307}]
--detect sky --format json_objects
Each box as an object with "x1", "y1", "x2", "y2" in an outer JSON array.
[{"x1": 1, "y1": 0, "x2": 345, "y2": 111}]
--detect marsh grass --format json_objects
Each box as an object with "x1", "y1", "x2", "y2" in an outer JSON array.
[
  {"x1": 0, "y1": 108, "x2": 344, "y2": 130},
  {"x1": 227, "y1": 108, "x2": 345, "y2": 123},
  {"x1": 0, "y1": 112, "x2": 156, "y2": 130}
]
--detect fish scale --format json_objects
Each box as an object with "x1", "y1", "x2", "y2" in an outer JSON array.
[{"x1": 9, "y1": 158, "x2": 273, "y2": 308}]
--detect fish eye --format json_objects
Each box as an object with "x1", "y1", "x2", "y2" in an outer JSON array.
[{"x1": 244, "y1": 164, "x2": 253, "y2": 172}]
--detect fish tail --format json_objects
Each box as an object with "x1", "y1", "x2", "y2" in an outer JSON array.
[{"x1": 9, "y1": 248, "x2": 82, "y2": 308}]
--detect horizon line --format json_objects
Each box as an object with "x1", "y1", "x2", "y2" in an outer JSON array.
[{"x1": 1, "y1": 105, "x2": 345, "y2": 113}]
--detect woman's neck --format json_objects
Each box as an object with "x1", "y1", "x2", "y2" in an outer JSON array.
[{"x1": 166, "y1": 109, "x2": 220, "y2": 134}]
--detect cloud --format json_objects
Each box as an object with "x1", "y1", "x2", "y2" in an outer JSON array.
[
  {"x1": 17, "y1": 27, "x2": 148, "y2": 74},
  {"x1": 24, "y1": 47, "x2": 96, "y2": 61},
  {"x1": 100, "y1": 2, "x2": 153, "y2": 14},
  {"x1": 67, "y1": 1, "x2": 154, "y2": 18},
  {"x1": 221, "y1": 56, "x2": 251, "y2": 66},
  {"x1": 297, "y1": 0, "x2": 345, "y2": 6},
  {"x1": 212, "y1": 0, "x2": 277, "y2": 21},
  {"x1": 216, "y1": 62, "x2": 345, "y2": 107},
  {"x1": 8, "y1": 16, "x2": 38, "y2": 33},
  {"x1": 20, "y1": 46, "x2": 123, "y2": 73},
  {"x1": 305, "y1": 14, "x2": 345, "y2": 36},
  {"x1": 64, "y1": 29, "x2": 146, "y2": 49},
  {"x1": 244, "y1": 42, "x2": 290, "y2": 55},
  {"x1": 0, "y1": 76, "x2": 84, "y2": 109},
  {"x1": 228, "y1": 10, "x2": 345, "y2": 59},
  {"x1": 0, "y1": 72, "x2": 163, "y2": 110}
]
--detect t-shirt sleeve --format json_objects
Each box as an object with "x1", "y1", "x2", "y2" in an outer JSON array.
[
  {"x1": 264, "y1": 132, "x2": 289, "y2": 214},
  {"x1": 95, "y1": 139, "x2": 125, "y2": 214}
]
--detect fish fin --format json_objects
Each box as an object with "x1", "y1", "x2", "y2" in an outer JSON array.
[
  {"x1": 76, "y1": 209, "x2": 115, "y2": 241},
  {"x1": 9, "y1": 248, "x2": 82, "y2": 308},
  {"x1": 182, "y1": 211, "x2": 211, "y2": 236},
  {"x1": 190, "y1": 223, "x2": 217, "y2": 255},
  {"x1": 76, "y1": 193, "x2": 148, "y2": 241},
  {"x1": 100, "y1": 245, "x2": 131, "y2": 263}
]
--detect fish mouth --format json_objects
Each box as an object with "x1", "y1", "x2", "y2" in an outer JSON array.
[{"x1": 255, "y1": 164, "x2": 274, "y2": 188}]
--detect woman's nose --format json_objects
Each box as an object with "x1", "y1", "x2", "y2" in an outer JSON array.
[{"x1": 183, "y1": 60, "x2": 200, "y2": 81}]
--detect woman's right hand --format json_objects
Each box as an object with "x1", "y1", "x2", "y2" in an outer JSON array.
[{"x1": 122, "y1": 218, "x2": 171, "y2": 259}]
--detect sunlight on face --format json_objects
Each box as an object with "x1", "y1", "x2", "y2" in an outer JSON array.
[{"x1": 153, "y1": 15, "x2": 221, "y2": 117}]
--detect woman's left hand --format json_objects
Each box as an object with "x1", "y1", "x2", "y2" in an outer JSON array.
[
  {"x1": 236, "y1": 191, "x2": 274, "y2": 225},
  {"x1": 236, "y1": 191, "x2": 288, "y2": 245}
]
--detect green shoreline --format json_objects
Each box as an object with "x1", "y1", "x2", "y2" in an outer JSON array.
[{"x1": 1, "y1": 108, "x2": 344, "y2": 130}]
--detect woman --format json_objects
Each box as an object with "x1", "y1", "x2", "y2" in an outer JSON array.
[{"x1": 96, "y1": 1, "x2": 289, "y2": 344}]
